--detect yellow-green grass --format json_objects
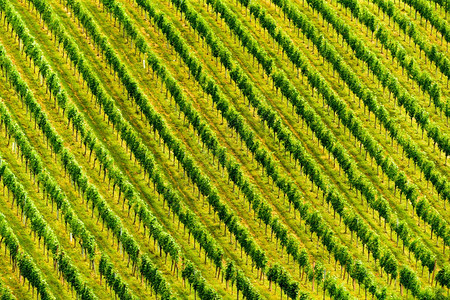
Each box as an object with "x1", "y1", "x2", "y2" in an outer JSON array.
[{"x1": 393, "y1": 0, "x2": 449, "y2": 52}]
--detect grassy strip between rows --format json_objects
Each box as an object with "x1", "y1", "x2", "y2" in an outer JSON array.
[{"x1": 0, "y1": 278, "x2": 15, "y2": 300}]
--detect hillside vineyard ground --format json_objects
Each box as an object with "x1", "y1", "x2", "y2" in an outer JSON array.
[{"x1": 0, "y1": 0, "x2": 449, "y2": 299}]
